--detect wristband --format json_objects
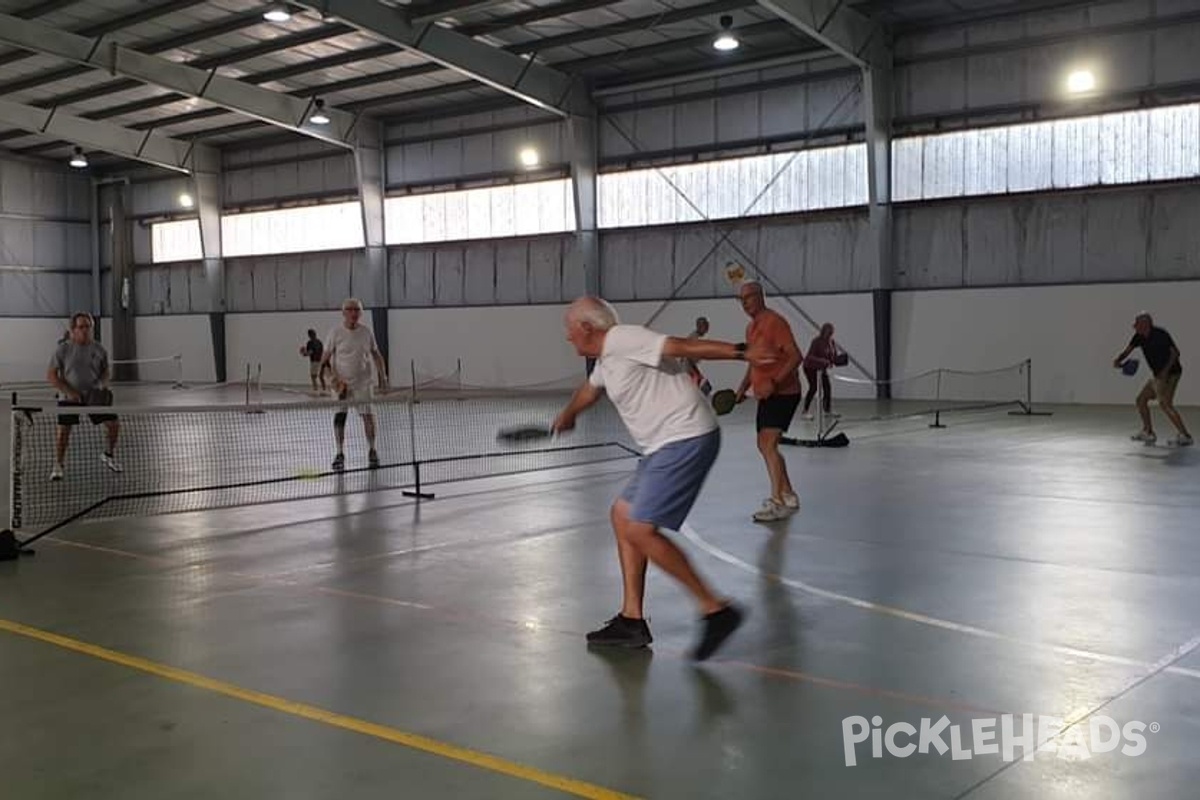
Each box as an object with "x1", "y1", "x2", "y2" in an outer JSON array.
[{"x1": 734, "y1": 343, "x2": 747, "y2": 360}]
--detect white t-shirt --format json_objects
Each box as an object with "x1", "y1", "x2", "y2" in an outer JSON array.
[
  {"x1": 589, "y1": 325, "x2": 717, "y2": 454},
  {"x1": 325, "y1": 323, "x2": 379, "y2": 386}
]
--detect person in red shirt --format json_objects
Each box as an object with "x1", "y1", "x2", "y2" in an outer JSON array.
[{"x1": 734, "y1": 282, "x2": 804, "y2": 522}]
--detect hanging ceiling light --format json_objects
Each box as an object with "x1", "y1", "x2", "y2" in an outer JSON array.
[
  {"x1": 68, "y1": 146, "x2": 88, "y2": 169},
  {"x1": 713, "y1": 15, "x2": 739, "y2": 52},
  {"x1": 1066, "y1": 68, "x2": 1096, "y2": 95},
  {"x1": 519, "y1": 146, "x2": 540, "y2": 168},
  {"x1": 309, "y1": 98, "x2": 331, "y2": 125},
  {"x1": 263, "y1": 5, "x2": 291, "y2": 23}
]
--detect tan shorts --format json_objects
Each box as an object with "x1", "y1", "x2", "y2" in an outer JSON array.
[
  {"x1": 1141, "y1": 372, "x2": 1181, "y2": 405},
  {"x1": 333, "y1": 382, "x2": 375, "y2": 415},
  {"x1": 309, "y1": 362, "x2": 321, "y2": 378}
]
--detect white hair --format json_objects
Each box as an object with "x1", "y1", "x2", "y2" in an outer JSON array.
[
  {"x1": 740, "y1": 280, "x2": 764, "y2": 296},
  {"x1": 567, "y1": 297, "x2": 619, "y2": 330},
  {"x1": 342, "y1": 298, "x2": 363, "y2": 311}
]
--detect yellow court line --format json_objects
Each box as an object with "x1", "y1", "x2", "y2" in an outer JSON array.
[{"x1": 0, "y1": 617, "x2": 641, "y2": 800}]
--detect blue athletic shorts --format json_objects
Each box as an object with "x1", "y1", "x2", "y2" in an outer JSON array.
[{"x1": 619, "y1": 428, "x2": 720, "y2": 531}]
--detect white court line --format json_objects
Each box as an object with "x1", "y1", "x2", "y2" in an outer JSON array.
[{"x1": 680, "y1": 522, "x2": 1200, "y2": 681}]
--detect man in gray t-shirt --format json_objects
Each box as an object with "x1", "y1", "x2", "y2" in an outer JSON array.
[{"x1": 46, "y1": 312, "x2": 122, "y2": 481}]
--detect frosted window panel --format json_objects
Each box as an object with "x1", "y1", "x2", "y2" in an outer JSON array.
[
  {"x1": 222, "y1": 202, "x2": 364, "y2": 257},
  {"x1": 1099, "y1": 110, "x2": 1149, "y2": 185},
  {"x1": 672, "y1": 163, "x2": 708, "y2": 223},
  {"x1": 709, "y1": 158, "x2": 743, "y2": 220},
  {"x1": 1148, "y1": 104, "x2": 1200, "y2": 181},
  {"x1": 923, "y1": 133, "x2": 965, "y2": 199},
  {"x1": 607, "y1": 171, "x2": 632, "y2": 227},
  {"x1": 512, "y1": 183, "x2": 541, "y2": 235},
  {"x1": 151, "y1": 219, "x2": 202, "y2": 263},
  {"x1": 387, "y1": 196, "x2": 424, "y2": 244},
  {"x1": 739, "y1": 155, "x2": 773, "y2": 216},
  {"x1": 806, "y1": 147, "x2": 843, "y2": 209},
  {"x1": 765, "y1": 152, "x2": 803, "y2": 214},
  {"x1": 891, "y1": 137, "x2": 924, "y2": 202},
  {"x1": 559, "y1": 180, "x2": 576, "y2": 231},
  {"x1": 490, "y1": 186, "x2": 516, "y2": 236},
  {"x1": 1007, "y1": 123, "x2": 1053, "y2": 193},
  {"x1": 844, "y1": 144, "x2": 868, "y2": 205},
  {"x1": 1051, "y1": 116, "x2": 1100, "y2": 189},
  {"x1": 466, "y1": 188, "x2": 492, "y2": 239},
  {"x1": 443, "y1": 190, "x2": 469, "y2": 241},
  {"x1": 535, "y1": 180, "x2": 566, "y2": 232},
  {"x1": 963, "y1": 128, "x2": 1008, "y2": 195},
  {"x1": 422, "y1": 194, "x2": 447, "y2": 242},
  {"x1": 645, "y1": 167, "x2": 677, "y2": 226}
]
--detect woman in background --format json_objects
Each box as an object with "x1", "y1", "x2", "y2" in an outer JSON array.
[{"x1": 801, "y1": 323, "x2": 839, "y2": 420}]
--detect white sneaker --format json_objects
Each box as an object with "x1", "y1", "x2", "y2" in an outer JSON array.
[
  {"x1": 1168, "y1": 434, "x2": 1194, "y2": 447},
  {"x1": 753, "y1": 499, "x2": 793, "y2": 523},
  {"x1": 49, "y1": 464, "x2": 64, "y2": 482},
  {"x1": 1131, "y1": 430, "x2": 1157, "y2": 445},
  {"x1": 100, "y1": 452, "x2": 124, "y2": 473},
  {"x1": 781, "y1": 493, "x2": 800, "y2": 511}
]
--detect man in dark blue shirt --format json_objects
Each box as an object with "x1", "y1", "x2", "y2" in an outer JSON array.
[{"x1": 1114, "y1": 312, "x2": 1192, "y2": 446}]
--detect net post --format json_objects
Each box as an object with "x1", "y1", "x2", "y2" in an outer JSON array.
[
  {"x1": 6, "y1": 395, "x2": 35, "y2": 557},
  {"x1": 401, "y1": 378, "x2": 433, "y2": 500},
  {"x1": 929, "y1": 369, "x2": 946, "y2": 428},
  {"x1": 1009, "y1": 358, "x2": 1053, "y2": 417},
  {"x1": 172, "y1": 353, "x2": 184, "y2": 389},
  {"x1": 402, "y1": 461, "x2": 435, "y2": 500},
  {"x1": 245, "y1": 363, "x2": 263, "y2": 414},
  {"x1": 409, "y1": 359, "x2": 418, "y2": 404}
]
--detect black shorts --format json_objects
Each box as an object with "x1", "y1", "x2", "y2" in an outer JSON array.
[
  {"x1": 57, "y1": 400, "x2": 117, "y2": 427},
  {"x1": 756, "y1": 394, "x2": 801, "y2": 432}
]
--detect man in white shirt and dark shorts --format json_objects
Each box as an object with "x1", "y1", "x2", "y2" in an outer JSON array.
[
  {"x1": 552, "y1": 297, "x2": 776, "y2": 661},
  {"x1": 321, "y1": 298, "x2": 389, "y2": 471}
]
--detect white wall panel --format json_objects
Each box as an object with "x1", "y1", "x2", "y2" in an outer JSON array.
[
  {"x1": 0, "y1": 318, "x2": 72, "y2": 383},
  {"x1": 389, "y1": 304, "x2": 579, "y2": 389},
  {"x1": 385, "y1": 293, "x2": 876, "y2": 397},
  {"x1": 894, "y1": 282, "x2": 1200, "y2": 405},
  {"x1": 226, "y1": 311, "x2": 345, "y2": 386},
  {"x1": 134, "y1": 315, "x2": 215, "y2": 383}
]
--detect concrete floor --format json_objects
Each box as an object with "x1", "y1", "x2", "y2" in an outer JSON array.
[{"x1": 3, "y1": 388, "x2": 1200, "y2": 799}]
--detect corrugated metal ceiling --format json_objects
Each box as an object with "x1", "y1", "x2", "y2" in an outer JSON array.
[{"x1": 0, "y1": 0, "x2": 1092, "y2": 169}]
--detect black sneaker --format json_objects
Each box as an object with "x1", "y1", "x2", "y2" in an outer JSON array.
[
  {"x1": 692, "y1": 604, "x2": 743, "y2": 662},
  {"x1": 586, "y1": 614, "x2": 652, "y2": 648},
  {"x1": 332, "y1": 453, "x2": 345, "y2": 472},
  {"x1": 368, "y1": 449, "x2": 380, "y2": 470}
]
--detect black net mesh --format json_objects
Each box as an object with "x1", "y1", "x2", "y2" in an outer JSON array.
[{"x1": 9, "y1": 391, "x2": 636, "y2": 535}]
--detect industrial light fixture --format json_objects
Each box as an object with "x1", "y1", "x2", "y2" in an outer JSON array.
[
  {"x1": 309, "y1": 98, "x2": 331, "y2": 125},
  {"x1": 713, "y1": 15, "x2": 739, "y2": 52},
  {"x1": 263, "y1": 5, "x2": 291, "y2": 23},
  {"x1": 68, "y1": 146, "x2": 88, "y2": 169},
  {"x1": 518, "y1": 146, "x2": 540, "y2": 168},
  {"x1": 1066, "y1": 68, "x2": 1096, "y2": 95},
  {"x1": 178, "y1": 192, "x2": 195, "y2": 209}
]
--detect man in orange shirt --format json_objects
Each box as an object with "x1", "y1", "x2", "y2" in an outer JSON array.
[{"x1": 734, "y1": 282, "x2": 804, "y2": 522}]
